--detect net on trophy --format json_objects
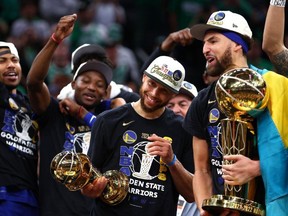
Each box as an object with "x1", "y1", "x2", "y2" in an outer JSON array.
[
  {"x1": 50, "y1": 150, "x2": 129, "y2": 206},
  {"x1": 202, "y1": 68, "x2": 267, "y2": 216}
]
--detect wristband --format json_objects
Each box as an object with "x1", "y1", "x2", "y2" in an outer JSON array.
[
  {"x1": 167, "y1": 154, "x2": 177, "y2": 167},
  {"x1": 83, "y1": 112, "x2": 97, "y2": 128},
  {"x1": 270, "y1": 0, "x2": 286, "y2": 7},
  {"x1": 51, "y1": 33, "x2": 62, "y2": 44}
]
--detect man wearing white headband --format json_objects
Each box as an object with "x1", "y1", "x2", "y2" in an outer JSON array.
[{"x1": 0, "y1": 42, "x2": 40, "y2": 215}]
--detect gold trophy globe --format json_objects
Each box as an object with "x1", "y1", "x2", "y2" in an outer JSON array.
[
  {"x1": 202, "y1": 68, "x2": 266, "y2": 215},
  {"x1": 50, "y1": 150, "x2": 129, "y2": 206}
]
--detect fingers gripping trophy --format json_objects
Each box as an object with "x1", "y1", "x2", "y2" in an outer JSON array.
[
  {"x1": 202, "y1": 68, "x2": 266, "y2": 215},
  {"x1": 50, "y1": 136, "x2": 129, "y2": 206}
]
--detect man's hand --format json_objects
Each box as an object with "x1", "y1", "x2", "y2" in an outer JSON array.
[
  {"x1": 161, "y1": 28, "x2": 193, "y2": 52},
  {"x1": 53, "y1": 14, "x2": 77, "y2": 42},
  {"x1": 145, "y1": 134, "x2": 174, "y2": 165},
  {"x1": 81, "y1": 176, "x2": 108, "y2": 198},
  {"x1": 59, "y1": 98, "x2": 88, "y2": 119},
  {"x1": 222, "y1": 155, "x2": 261, "y2": 186}
]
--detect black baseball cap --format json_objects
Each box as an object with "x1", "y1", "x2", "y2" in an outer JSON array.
[{"x1": 73, "y1": 60, "x2": 113, "y2": 86}]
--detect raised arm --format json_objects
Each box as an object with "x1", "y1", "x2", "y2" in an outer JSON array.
[
  {"x1": 26, "y1": 14, "x2": 77, "y2": 115},
  {"x1": 262, "y1": 1, "x2": 288, "y2": 76},
  {"x1": 140, "y1": 28, "x2": 193, "y2": 73}
]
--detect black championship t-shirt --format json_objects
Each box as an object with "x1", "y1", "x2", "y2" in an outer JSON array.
[
  {"x1": 0, "y1": 88, "x2": 38, "y2": 193},
  {"x1": 183, "y1": 82, "x2": 226, "y2": 194},
  {"x1": 38, "y1": 98, "x2": 94, "y2": 216},
  {"x1": 89, "y1": 103, "x2": 194, "y2": 216}
]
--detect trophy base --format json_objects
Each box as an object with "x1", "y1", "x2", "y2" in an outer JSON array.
[{"x1": 202, "y1": 195, "x2": 265, "y2": 216}]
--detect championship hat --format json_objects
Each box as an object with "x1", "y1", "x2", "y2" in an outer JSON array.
[
  {"x1": 179, "y1": 81, "x2": 198, "y2": 99},
  {"x1": 71, "y1": 43, "x2": 108, "y2": 72},
  {"x1": 0, "y1": 42, "x2": 19, "y2": 59},
  {"x1": 144, "y1": 56, "x2": 185, "y2": 93},
  {"x1": 190, "y1": 11, "x2": 252, "y2": 41},
  {"x1": 73, "y1": 60, "x2": 113, "y2": 86}
]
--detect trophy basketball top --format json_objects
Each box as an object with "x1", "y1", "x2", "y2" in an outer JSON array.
[{"x1": 215, "y1": 68, "x2": 267, "y2": 121}]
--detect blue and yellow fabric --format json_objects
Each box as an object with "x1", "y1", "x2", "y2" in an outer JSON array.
[{"x1": 249, "y1": 65, "x2": 288, "y2": 215}]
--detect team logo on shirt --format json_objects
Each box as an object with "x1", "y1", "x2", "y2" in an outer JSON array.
[
  {"x1": 1, "y1": 109, "x2": 38, "y2": 158},
  {"x1": 209, "y1": 108, "x2": 220, "y2": 123},
  {"x1": 123, "y1": 130, "x2": 137, "y2": 144}
]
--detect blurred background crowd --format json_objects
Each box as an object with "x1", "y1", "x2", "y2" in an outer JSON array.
[{"x1": 0, "y1": 0, "x2": 283, "y2": 96}]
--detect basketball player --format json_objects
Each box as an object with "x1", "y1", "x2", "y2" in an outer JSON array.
[
  {"x1": 0, "y1": 42, "x2": 39, "y2": 215},
  {"x1": 182, "y1": 11, "x2": 266, "y2": 216},
  {"x1": 26, "y1": 14, "x2": 122, "y2": 216},
  {"x1": 81, "y1": 55, "x2": 194, "y2": 216}
]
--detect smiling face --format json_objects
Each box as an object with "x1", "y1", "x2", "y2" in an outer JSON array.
[
  {"x1": 203, "y1": 31, "x2": 235, "y2": 77},
  {"x1": 0, "y1": 47, "x2": 22, "y2": 93},
  {"x1": 139, "y1": 74, "x2": 175, "y2": 113},
  {"x1": 71, "y1": 71, "x2": 107, "y2": 110}
]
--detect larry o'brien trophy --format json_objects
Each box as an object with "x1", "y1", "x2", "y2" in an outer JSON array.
[
  {"x1": 202, "y1": 68, "x2": 266, "y2": 216},
  {"x1": 50, "y1": 149, "x2": 129, "y2": 205}
]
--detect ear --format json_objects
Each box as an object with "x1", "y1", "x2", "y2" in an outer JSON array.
[
  {"x1": 234, "y1": 43, "x2": 243, "y2": 53},
  {"x1": 71, "y1": 80, "x2": 76, "y2": 89},
  {"x1": 142, "y1": 73, "x2": 147, "y2": 82}
]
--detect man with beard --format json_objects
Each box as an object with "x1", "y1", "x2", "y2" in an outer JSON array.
[
  {"x1": 81, "y1": 55, "x2": 194, "y2": 216},
  {"x1": 0, "y1": 42, "x2": 39, "y2": 215},
  {"x1": 182, "y1": 11, "x2": 265, "y2": 216}
]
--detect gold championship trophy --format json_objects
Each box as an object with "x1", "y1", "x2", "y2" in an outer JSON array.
[
  {"x1": 202, "y1": 68, "x2": 266, "y2": 215},
  {"x1": 50, "y1": 149, "x2": 129, "y2": 205}
]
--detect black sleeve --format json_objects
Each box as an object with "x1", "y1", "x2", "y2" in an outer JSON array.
[
  {"x1": 0, "y1": 82, "x2": 9, "y2": 108},
  {"x1": 183, "y1": 88, "x2": 209, "y2": 139}
]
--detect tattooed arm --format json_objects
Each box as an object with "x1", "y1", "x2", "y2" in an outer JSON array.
[
  {"x1": 262, "y1": 2, "x2": 288, "y2": 77},
  {"x1": 270, "y1": 50, "x2": 288, "y2": 77}
]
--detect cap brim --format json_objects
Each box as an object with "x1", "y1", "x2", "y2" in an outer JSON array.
[
  {"x1": 190, "y1": 24, "x2": 228, "y2": 41},
  {"x1": 74, "y1": 61, "x2": 112, "y2": 85},
  {"x1": 0, "y1": 42, "x2": 19, "y2": 59},
  {"x1": 179, "y1": 88, "x2": 195, "y2": 99}
]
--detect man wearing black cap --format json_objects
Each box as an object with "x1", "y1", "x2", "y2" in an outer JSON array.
[
  {"x1": 26, "y1": 14, "x2": 116, "y2": 216},
  {"x1": 182, "y1": 10, "x2": 266, "y2": 216},
  {"x1": 0, "y1": 42, "x2": 40, "y2": 215},
  {"x1": 70, "y1": 43, "x2": 140, "y2": 103}
]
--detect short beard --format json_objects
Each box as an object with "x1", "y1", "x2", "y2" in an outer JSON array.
[
  {"x1": 139, "y1": 85, "x2": 166, "y2": 113},
  {"x1": 206, "y1": 46, "x2": 233, "y2": 77}
]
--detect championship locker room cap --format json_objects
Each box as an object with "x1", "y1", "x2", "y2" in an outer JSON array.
[
  {"x1": 71, "y1": 43, "x2": 107, "y2": 72},
  {"x1": 144, "y1": 56, "x2": 185, "y2": 93},
  {"x1": 179, "y1": 81, "x2": 198, "y2": 99},
  {"x1": 73, "y1": 60, "x2": 112, "y2": 86},
  {"x1": 0, "y1": 42, "x2": 19, "y2": 59},
  {"x1": 190, "y1": 11, "x2": 252, "y2": 41}
]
